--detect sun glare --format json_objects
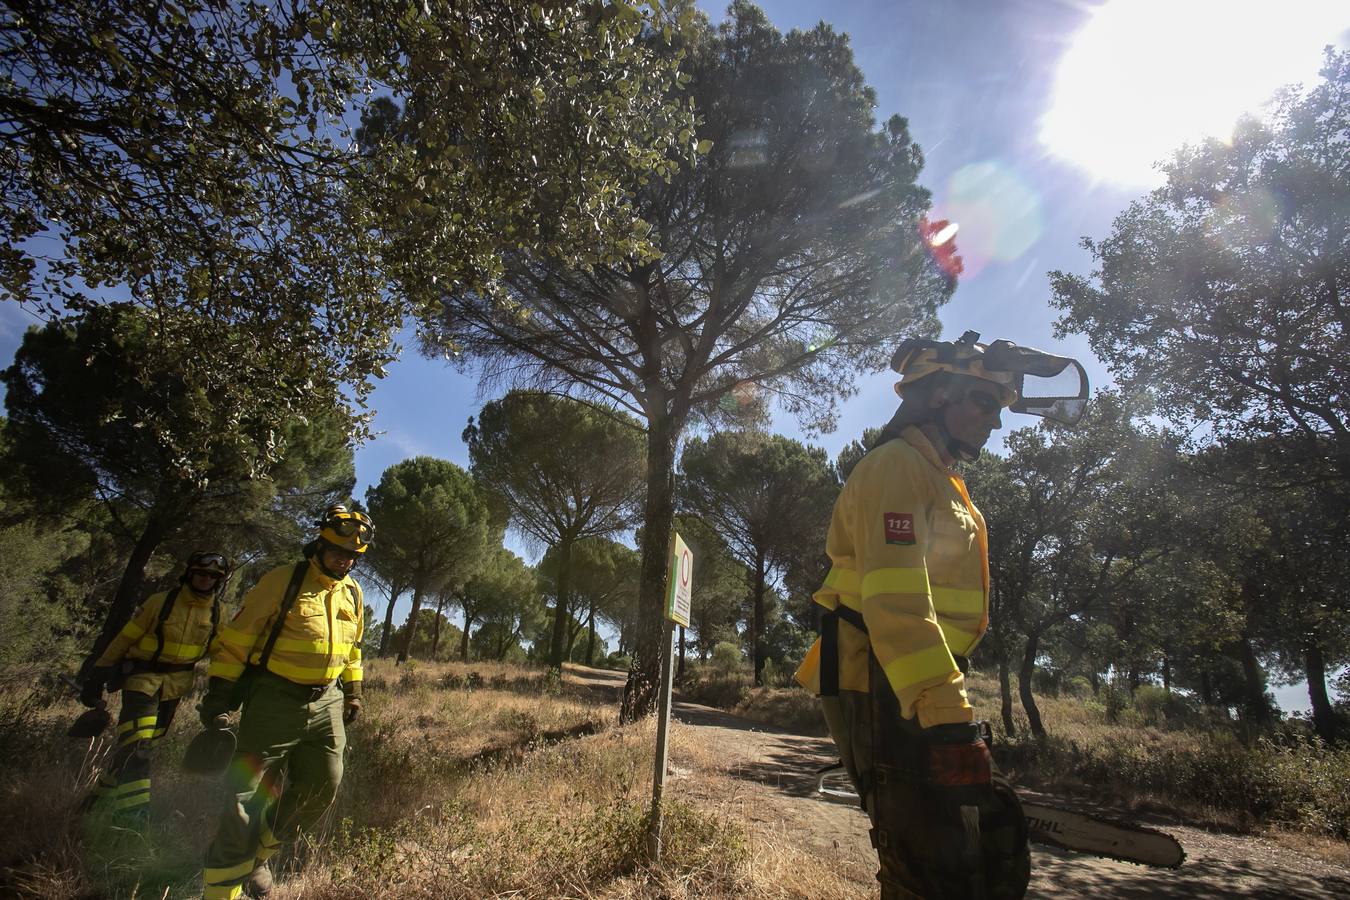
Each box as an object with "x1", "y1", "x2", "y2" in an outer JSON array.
[{"x1": 1040, "y1": 1, "x2": 1350, "y2": 186}]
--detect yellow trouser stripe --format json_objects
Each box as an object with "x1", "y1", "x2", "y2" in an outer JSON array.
[
  {"x1": 861, "y1": 567, "x2": 930, "y2": 600},
  {"x1": 204, "y1": 860, "x2": 257, "y2": 884},
  {"x1": 118, "y1": 715, "x2": 158, "y2": 735},
  {"x1": 203, "y1": 885, "x2": 244, "y2": 900},
  {"x1": 932, "y1": 586, "x2": 985, "y2": 616},
  {"x1": 881, "y1": 643, "x2": 958, "y2": 694},
  {"x1": 110, "y1": 791, "x2": 151, "y2": 810},
  {"x1": 119, "y1": 727, "x2": 156, "y2": 745}
]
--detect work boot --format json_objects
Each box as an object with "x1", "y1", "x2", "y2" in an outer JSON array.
[{"x1": 243, "y1": 863, "x2": 273, "y2": 898}]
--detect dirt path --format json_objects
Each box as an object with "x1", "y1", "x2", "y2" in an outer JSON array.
[{"x1": 564, "y1": 665, "x2": 1350, "y2": 898}]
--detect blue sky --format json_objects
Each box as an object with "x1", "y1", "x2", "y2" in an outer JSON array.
[{"x1": 2, "y1": 1, "x2": 1345, "y2": 708}]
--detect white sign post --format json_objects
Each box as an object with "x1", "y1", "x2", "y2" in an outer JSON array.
[{"x1": 647, "y1": 532, "x2": 692, "y2": 860}]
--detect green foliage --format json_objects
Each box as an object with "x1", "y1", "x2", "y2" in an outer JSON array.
[
  {"x1": 465, "y1": 391, "x2": 644, "y2": 668},
  {"x1": 422, "y1": 1, "x2": 952, "y2": 719},
  {"x1": 365, "y1": 457, "x2": 494, "y2": 661},
  {"x1": 679, "y1": 431, "x2": 836, "y2": 683},
  {"x1": 1050, "y1": 50, "x2": 1350, "y2": 486}
]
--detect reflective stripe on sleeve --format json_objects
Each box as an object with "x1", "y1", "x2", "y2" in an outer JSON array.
[
  {"x1": 881, "y1": 642, "x2": 958, "y2": 696},
  {"x1": 209, "y1": 660, "x2": 247, "y2": 680},
  {"x1": 135, "y1": 635, "x2": 208, "y2": 660},
  {"x1": 931, "y1": 586, "x2": 985, "y2": 616}
]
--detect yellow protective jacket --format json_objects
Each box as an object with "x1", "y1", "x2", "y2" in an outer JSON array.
[
  {"x1": 208, "y1": 558, "x2": 364, "y2": 690},
  {"x1": 796, "y1": 425, "x2": 989, "y2": 727},
  {"x1": 95, "y1": 587, "x2": 219, "y2": 700}
]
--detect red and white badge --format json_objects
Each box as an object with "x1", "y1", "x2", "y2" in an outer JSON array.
[{"x1": 884, "y1": 512, "x2": 915, "y2": 545}]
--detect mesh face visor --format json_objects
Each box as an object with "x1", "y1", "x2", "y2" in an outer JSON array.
[{"x1": 982, "y1": 341, "x2": 1089, "y2": 425}]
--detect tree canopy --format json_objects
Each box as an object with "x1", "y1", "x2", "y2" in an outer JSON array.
[
  {"x1": 364, "y1": 456, "x2": 493, "y2": 662},
  {"x1": 464, "y1": 390, "x2": 645, "y2": 668},
  {"x1": 679, "y1": 431, "x2": 835, "y2": 683},
  {"x1": 424, "y1": 1, "x2": 951, "y2": 719},
  {"x1": 1050, "y1": 49, "x2": 1350, "y2": 487}
]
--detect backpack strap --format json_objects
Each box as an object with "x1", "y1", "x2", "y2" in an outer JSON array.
[
  {"x1": 256, "y1": 562, "x2": 311, "y2": 671},
  {"x1": 147, "y1": 587, "x2": 182, "y2": 667}
]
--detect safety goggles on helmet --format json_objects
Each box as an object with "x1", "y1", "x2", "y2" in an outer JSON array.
[
  {"x1": 318, "y1": 505, "x2": 374, "y2": 553},
  {"x1": 185, "y1": 551, "x2": 229, "y2": 579},
  {"x1": 891, "y1": 331, "x2": 1089, "y2": 425}
]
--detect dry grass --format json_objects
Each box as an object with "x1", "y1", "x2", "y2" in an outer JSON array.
[{"x1": 0, "y1": 659, "x2": 755, "y2": 898}]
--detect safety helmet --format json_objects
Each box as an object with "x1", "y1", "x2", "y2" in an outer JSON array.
[
  {"x1": 317, "y1": 505, "x2": 374, "y2": 553},
  {"x1": 182, "y1": 550, "x2": 229, "y2": 584},
  {"x1": 890, "y1": 331, "x2": 1089, "y2": 425}
]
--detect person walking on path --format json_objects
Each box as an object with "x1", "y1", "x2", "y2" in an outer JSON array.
[
  {"x1": 198, "y1": 506, "x2": 370, "y2": 899},
  {"x1": 80, "y1": 550, "x2": 229, "y2": 823},
  {"x1": 796, "y1": 331, "x2": 1088, "y2": 899}
]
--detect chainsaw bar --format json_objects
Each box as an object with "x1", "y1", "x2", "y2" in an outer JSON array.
[
  {"x1": 814, "y1": 764, "x2": 1185, "y2": 869},
  {"x1": 1022, "y1": 801, "x2": 1185, "y2": 869}
]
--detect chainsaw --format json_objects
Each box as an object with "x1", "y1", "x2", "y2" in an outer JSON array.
[{"x1": 814, "y1": 763, "x2": 1185, "y2": 869}]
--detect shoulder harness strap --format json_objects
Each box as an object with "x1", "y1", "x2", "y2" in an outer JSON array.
[
  {"x1": 257, "y1": 562, "x2": 311, "y2": 671},
  {"x1": 147, "y1": 587, "x2": 182, "y2": 666}
]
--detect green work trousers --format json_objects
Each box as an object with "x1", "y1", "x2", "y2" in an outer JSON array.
[
  {"x1": 822, "y1": 654, "x2": 1029, "y2": 900},
  {"x1": 202, "y1": 672, "x2": 346, "y2": 900},
  {"x1": 86, "y1": 689, "x2": 180, "y2": 820}
]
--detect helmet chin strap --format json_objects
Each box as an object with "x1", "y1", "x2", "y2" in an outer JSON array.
[{"x1": 932, "y1": 410, "x2": 980, "y2": 462}]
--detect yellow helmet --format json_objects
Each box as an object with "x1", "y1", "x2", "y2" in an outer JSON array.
[
  {"x1": 891, "y1": 332, "x2": 1018, "y2": 406},
  {"x1": 318, "y1": 505, "x2": 374, "y2": 553},
  {"x1": 890, "y1": 331, "x2": 1089, "y2": 425}
]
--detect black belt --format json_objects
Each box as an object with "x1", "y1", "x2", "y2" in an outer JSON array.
[{"x1": 250, "y1": 666, "x2": 337, "y2": 702}]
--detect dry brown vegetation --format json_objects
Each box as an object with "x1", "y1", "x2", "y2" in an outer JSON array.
[
  {"x1": 5, "y1": 657, "x2": 1347, "y2": 898},
  {"x1": 0, "y1": 660, "x2": 757, "y2": 898}
]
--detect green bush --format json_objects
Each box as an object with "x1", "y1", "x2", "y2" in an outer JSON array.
[{"x1": 710, "y1": 641, "x2": 743, "y2": 676}]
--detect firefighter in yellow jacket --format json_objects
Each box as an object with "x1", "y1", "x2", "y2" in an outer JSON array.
[
  {"x1": 80, "y1": 551, "x2": 228, "y2": 821},
  {"x1": 199, "y1": 506, "x2": 369, "y2": 900},
  {"x1": 797, "y1": 332, "x2": 1088, "y2": 899}
]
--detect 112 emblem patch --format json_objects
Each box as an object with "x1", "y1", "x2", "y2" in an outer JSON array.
[{"x1": 884, "y1": 513, "x2": 915, "y2": 545}]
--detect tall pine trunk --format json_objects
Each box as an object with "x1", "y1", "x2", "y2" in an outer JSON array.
[
  {"x1": 585, "y1": 602, "x2": 596, "y2": 667},
  {"x1": 1236, "y1": 634, "x2": 1273, "y2": 727},
  {"x1": 621, "y1": 410, "x2": 678, "y2": 723},
  {"x1": 430, "y1": 595, "x2": 446, "y2": 659},
  {"x1": 998, "y1": 651, "x2": 1016, "y2": 737},
  {"x1": 379, "y1": 583, "x2": 402, "y2": 657},
  {"x1": 547, "y1": 536, "x2": 575, "y2": 670},
  {"x1": 676, "y1": 625, "x2": 687, "y2": 682},
  {"x1": 1304, "y1": 642, "x2": 1337, "y2": 743},
  {"x1": 82, "y1": 510, "x2": 172, "y2": 677},
  {"x1": 751, "y1": 552, "x2": 767, "y2": 686},
  {"x1": 459, "y1": 609, "x2": 475, "y2": 662},
  {"x1": 1018, "y1": 631, "x2": 1045, "y2": 738},
  {"x1": 397, "y1": 586, "x2": 424, "y2": 664}
]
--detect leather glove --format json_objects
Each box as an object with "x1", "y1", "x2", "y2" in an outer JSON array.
[
  {"x1": 79, "y1": 668, "x2": 111, "y2": 708},
  {"x1": 343, "y1": 696, "x2": 361, "y2": 725},
  {"x1": 924, "y1": 721, "x2": 993, "y2": 786},
  {"x1": 197, "y1": 676, "x2": 239, "y2": 730}
]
